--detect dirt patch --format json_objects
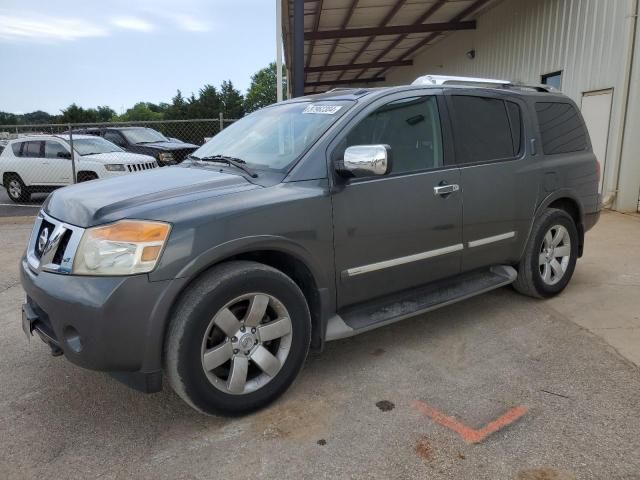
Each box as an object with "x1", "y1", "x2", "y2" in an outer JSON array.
[
  {"x1": 516, "y1": 468, "x2": 575, "y2": 480},
  {"x1": 316, "y1": 439, "x2": 327, "y2": 446},
  {"x1": 415, "y1": 436, "x2": 433, "y2": 461},
  {"x1": 375, "y1": 400, "x2": 395, "y2": 412},
  {"x1": 251, "y1": 396, "x2": 333, "y2": 440}
]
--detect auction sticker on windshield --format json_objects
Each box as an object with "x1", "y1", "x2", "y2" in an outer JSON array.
[{"x1": 303, "y1": 105, "x2": 343, "y2": 114}]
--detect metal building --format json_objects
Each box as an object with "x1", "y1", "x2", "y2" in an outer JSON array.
[{"x1": 281, "y1": 0, "x2": 640, "y2": 212}]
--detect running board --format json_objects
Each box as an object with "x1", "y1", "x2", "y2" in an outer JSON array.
[{"x1": 325, "y1": 265, "x2": 517, "y2": 341}]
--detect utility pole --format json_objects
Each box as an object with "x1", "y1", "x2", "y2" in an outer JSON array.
[{"x1": 276, "y1": 0, "x2": 283, "y2": 102}]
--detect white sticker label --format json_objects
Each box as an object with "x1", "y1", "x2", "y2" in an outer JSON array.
[{"x1": 302, "y1": 105, "x2": 343, "y2": 115}]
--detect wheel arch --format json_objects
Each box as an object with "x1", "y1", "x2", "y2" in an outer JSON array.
[
  {"x1": 77, "y1": 170, "x2": 99, "y2": 181},
  {"x1": 3, "y1": 171, "x2": 22, "y2": 184},
  {"x1": 156, "y1": 237, "x2": 333, "y2": 364},
  {"x1": 536, "y1": 191, "x2": 585, "y2": 257}
]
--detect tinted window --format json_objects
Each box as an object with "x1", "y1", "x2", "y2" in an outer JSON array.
[
  {"x1": 104, "y1": 131, "x2": 125, "y2": 146},
  {"x1": 506, "y1": 101, "x2": 522, "y2": 154},
  {"x1": 12, "y1": 142, "x2": 23, "y2": 156},
  {"x1": 24, "y1": 141, "x2": 43, "y2": 158},
  {"x1": 44, "y1": 141, "x2": 69, "y2": 158},
  {"x1": 345, "y1": 96, "x2": 443, "y2": 174},
  {"x1": 450, "y1": 96, "x2": 515, "y2": 164},
  {"x1": 535, "y1": 102, "x2": 587, "y2": 154}
]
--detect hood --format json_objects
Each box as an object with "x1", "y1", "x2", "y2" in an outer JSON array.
[
  {"x1": 45, "y1": 166, "x2": 259, "y2": 227},
  {"x1": 138, "y1": 141, "x2": 199, "y2": 151},
  {"x1": 80, "y1": 152, "x2": 155, "y2": 163}
]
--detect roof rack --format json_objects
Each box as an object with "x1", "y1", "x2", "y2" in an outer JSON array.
[{"x1": 412, "y1": 74, "x2": 556, "y2": 92}]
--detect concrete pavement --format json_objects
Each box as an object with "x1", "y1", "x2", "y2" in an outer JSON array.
[{"x1": 1, "y1": 211, "x2": 639, "y2": 479}]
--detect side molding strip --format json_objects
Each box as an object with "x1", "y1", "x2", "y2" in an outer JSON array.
[
  {"x1": 467, "y1": 231, "x2": 515, "y2": 248},
  {"x1": 344, "y1": 243, "x2": 464, "y2": 277}
]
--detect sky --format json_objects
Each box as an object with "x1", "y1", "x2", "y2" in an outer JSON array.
[{"x1": 0, "y1": 0, "x2": 277, "y2": 115}]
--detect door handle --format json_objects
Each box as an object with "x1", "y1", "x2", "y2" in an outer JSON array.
[{"x1": 433, "y1": 184, "x2": 459, "y2": 196}]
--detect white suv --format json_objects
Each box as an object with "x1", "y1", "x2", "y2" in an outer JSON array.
[{"x1": 0, "y1": 135, "x2": 158, "y2": 202}]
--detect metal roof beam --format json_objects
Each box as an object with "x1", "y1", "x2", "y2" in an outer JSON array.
[
  {"x1": 305, "y1": 21, "x2": 476, "y2": 41},
  {"x1": 304, "y1": 77, "x2": 385, "y2": 87},
  {"x1": 306, "y1": 59, "x2": 412, "y2": 73}
]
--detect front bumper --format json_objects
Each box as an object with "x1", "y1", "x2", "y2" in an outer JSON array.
[{"x1": 20, "y1": 257, "x2": 186, "y2": 392}]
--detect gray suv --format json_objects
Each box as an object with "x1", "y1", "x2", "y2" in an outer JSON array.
[{"x1": 20, "y1": 77, "x2": 600, "y2": 415}]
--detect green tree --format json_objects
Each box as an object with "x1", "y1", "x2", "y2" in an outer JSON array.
[
  {"x1": 195, "y1": 84, "x2": 220, "y2": 118},
  {"x1": 219, "y1": 80, "x2": 244, "y2": 118},
  {"x1": 244, "y1": 62, "x2": 287, "y2": 113},
  {"x1": 59, "y1": 104, "x2": 98, "y2": 123},
  {"x1": 96, "y1": 105, "x2": 116, "y2": 122},
  {"x1": 118, "y1": 102, "x2": 163, "y2": 121},
  {"x1": 165, "y1": 90, "x2": 189, "y2": 120}
]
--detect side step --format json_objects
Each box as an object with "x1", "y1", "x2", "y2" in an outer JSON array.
[{"x1": 325, "y1": 265, "x2": 517, "y2": 341}]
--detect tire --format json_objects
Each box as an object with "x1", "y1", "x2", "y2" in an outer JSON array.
[
  {"x1": 165, "y1": 261, "x2": 311, "y2": 416},
  {"x1": 77, "y1": 172, "x2": 98, "y2": 183},
  {"x1": 513, "y1": 208, "x2": 579, "y2": 298},
  {"x1": 4, "y1": 174, "x2": 30, "y2": 203}
]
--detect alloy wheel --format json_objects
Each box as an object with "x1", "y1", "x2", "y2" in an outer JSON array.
[
  {"x1": 200, "y1": 293, "x2": 293, "y2": 395},
  {"x1": 8, "y1": 179, "x2": 22, "y2": 199},
  {"x1": 539, "y1": 224, "x2": 571, "y2": 286}
]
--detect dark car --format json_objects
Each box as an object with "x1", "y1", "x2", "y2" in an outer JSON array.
[
  {"x1": 21, "y1": 76, "x2": 600, "y2": 416},
  {"x1": 75, "y1": 127, "x2": 199, "y2": 166}
]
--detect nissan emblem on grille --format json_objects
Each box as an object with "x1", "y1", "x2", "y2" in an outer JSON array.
[{"x1": 37, "y1": 228, "x2": 49, "y2": 255}]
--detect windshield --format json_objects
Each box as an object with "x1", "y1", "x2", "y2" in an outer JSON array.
[
  {"x1": 73, "y1": 137, "x2": 124, "y2": 155},
  {"x1": 121, "y1": 128, "x2": 168, "y2": 144},
  {"x1": 192, "y1": 100, "x2": 352, "y2": 171}
]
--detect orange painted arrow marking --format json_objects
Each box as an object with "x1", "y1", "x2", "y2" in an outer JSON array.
[{"x1": 411, "y1": 400, "x2": 528, "y2": 444}]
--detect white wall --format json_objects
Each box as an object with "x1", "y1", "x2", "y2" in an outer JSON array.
[{"x1": 386, "y1": 0, "x2": 639, "y2": 211}]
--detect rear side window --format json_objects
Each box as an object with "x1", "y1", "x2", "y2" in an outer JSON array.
[
  {"x1": 12, "y1": 142, "x2": 23, "y2": 156},
  {"x1": 535, "y1": 102, "x2": 587, "y2": 154},
  {"x1": 450, "y1": 96, "x2": 516, "y2": 164}
]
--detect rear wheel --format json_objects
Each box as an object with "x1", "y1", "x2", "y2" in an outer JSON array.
[
  {"x1": 165, "y1": 261, "x2": 311, "y2": 416},
  {"x1": 513, "y1": 208, "x2": 578, "y2": 298},
  {"x1": 4, "y1": 174, "x2": 30, "y2": 203}
]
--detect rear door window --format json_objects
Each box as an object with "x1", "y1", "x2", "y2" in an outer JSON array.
[
  {"x1": 535, "y1": 102, "x2": 587, "y2": 154},
  {"x1": 449, "y1": 95, "x2": 516, "y2": 164},
  {"x1": 23, "y1": 141, "x2": 43, "y2": 158}
]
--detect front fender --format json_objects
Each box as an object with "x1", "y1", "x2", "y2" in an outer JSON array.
[{"x1": 174, "y1": 234, "x2": 331, "y2": 291}]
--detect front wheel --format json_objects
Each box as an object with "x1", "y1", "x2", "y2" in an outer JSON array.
[
  {"x1": 165, "y1": 261, "x2": 311, "y2": 416},
  {"x1": 513, "y1": 208, "x2": 579, "y2": 298}
]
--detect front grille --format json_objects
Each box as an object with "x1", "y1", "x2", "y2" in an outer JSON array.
[
  {"x1": 126, "y1": 162, "x2": 157, "y2": 172},
  {"x1": 27, "y1": 212, "x2": 84, "y2": 274},
  {"x1": 34, "y1": 219, "x2": 55, "y2": 259}
]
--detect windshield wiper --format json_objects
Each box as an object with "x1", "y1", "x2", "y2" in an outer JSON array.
[{"x1": 192, "y1": 154, "x2": 258, "y2": 178}]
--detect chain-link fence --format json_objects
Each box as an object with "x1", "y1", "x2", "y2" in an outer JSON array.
[{"x1": 0, "y1": 117, "x2": 237, "y2": 205}]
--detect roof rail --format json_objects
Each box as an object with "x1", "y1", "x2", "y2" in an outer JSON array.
[{"x1": 412, "y1": 74, "x2": 556, "y2": 92}]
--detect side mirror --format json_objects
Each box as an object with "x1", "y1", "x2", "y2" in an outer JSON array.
[
  {"x1": 57, "y1": 151, "x2": 72, "y2": 159},
  {"x1": 338, "y1": 144, "x2": 392, "y2": 177}
]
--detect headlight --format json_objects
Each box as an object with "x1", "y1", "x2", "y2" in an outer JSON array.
[
  {"x1": 72, "y1": 220, "x2": 171, "y2": 276},
  {"x1": 157, "y1": 152, "x2": 174, "y2": 163},
  {"x1": 105, "y1": 164, "x2": 125, "y2": 171}
]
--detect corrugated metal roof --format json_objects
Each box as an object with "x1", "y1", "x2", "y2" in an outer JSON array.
[{"x1": 283, "y1": 0, "x2": 502, "y2": 94}]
